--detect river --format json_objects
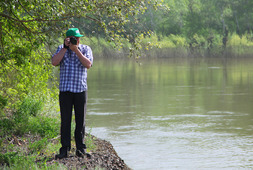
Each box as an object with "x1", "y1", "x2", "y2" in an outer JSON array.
[{"x1": 86, "y1": 57, "x2": 253, "y2": 169}]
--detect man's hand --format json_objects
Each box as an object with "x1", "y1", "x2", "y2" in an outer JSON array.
[
  {"x1": 69, "y1": 43, "x2": 79, "y2": 52},
  {"x1": 64, "y1": 37, "x2": 78, "y2": 52}
]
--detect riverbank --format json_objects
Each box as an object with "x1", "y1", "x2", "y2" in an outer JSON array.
[
  {"x1": 46, "y1": 134, "x2": 131, "y2": 169},
  {"x1": 0, "y1": 133, "x2": 131, "y2": 170}
]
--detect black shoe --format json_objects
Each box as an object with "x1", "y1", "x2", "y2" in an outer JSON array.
[
  {"x1": 76, "y1": 150, "x2": 85, "y2": 158},
  {"x1": 55, "y1": 147, "x2": 70, "y2": 159},
  {"x1": 55, "y1": 152, "x2": 68, "y2": 159}
]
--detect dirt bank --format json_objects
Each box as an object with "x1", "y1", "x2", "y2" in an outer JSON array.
[{"x1": 46, "y1": 134, "x2": 131, "y2": 170}]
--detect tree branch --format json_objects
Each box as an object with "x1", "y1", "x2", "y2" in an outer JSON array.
[
  {"x1": 0, "y1": 13, "x2": 71, "y2": 23},
  {"x1": 17, "y1": 0, "x2": 34, "y2": 20}
]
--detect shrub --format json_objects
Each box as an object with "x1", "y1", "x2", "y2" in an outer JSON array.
[
  {"x1": 0, "y1": 95, "x2": 7, "y2": 112},
  {"x1": 28, "y1": 116, "x2": 59, "y2": 138},
  {"x1": 0, "y1": 95, "x2": 60, "y2": 137},
  {"x1": 0, "y1": 118, "x2": 15, "y2": 136},
  {"x1": 14, "y1": 97, "x2": 42, "y2": 127},
  {"x1": 0, "y1": 152, "x2": 19, "y2": 166}
]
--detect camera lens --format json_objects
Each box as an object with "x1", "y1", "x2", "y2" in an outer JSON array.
[{"x1": 70, "y1": 37, "x2": 77, "y2": 45}]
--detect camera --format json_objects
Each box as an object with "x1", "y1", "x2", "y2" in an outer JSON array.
[{"x1": 70, "y1": 37, "x2": 77, "y2": 45}]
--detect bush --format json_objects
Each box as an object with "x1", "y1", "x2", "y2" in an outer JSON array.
[
  {"x1": 28, "y1": 116, "x2": 59, "y2": 138},
  {"x1": 0, "y1": 96, "x2": 60, "y2": 137},
  {"x1": 14, "y1": 97, "x2": 42, "y2": 118},
  {"x1": 13, "y1": 97, "x2": 43, "y2": 131},
  {"x1": 226, "y1": 33, "x2": 253, "y2": 56},
  {"x1": 0, "y1": 118, "x2": 14, "y2": 136},
  {"x1": 0, "y1": 95, "x2": 7, "y2": 112},
  {"x1": 0, "y1": 152, "x2": 19, "y2": 166}
]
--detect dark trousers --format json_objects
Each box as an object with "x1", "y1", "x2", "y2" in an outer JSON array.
[{"x1": 59, "y1": 91, "x2": 87, "y2": 153}]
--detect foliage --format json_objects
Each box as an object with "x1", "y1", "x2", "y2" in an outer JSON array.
[
  {"x1": 228, "y1": 33, "x2": 253, "y2": 47},
  {"x1": 85, "y1": 129, "x2": 96, "y2": 153},
  {"x1": 0, "y1": 0, "x2": 168, "y2": 125},
  {"x1": 225, "y1": 32, "x2": 253, "y2": 56},
  {"x1": 14, "y1": 97, "x2": 42, "y2": 122},
  {"x1": 132, "y1": 0, "x2": 253, "y2": 54},
  {"x1": 28, "y1": 137, "x2": 49, "y2": 154},
  {"x1": 28, "y1": 116, "x2": 59, "y2": 138},
  {"x1": 0, "y1": 118, "x2": 15, "y2": 136},
  {"x1": 0, "y1": 151, "x2": 66, "y2": 169},
  {"x1": 0, "y1": 152, "x2": 21, "y2": 167},
  {"x1": 156, "y1": 0, "x2": 253, "y2": 37},
  {"x1": 0, "y1": 95, "x2": 7, "y2": 113},
  {"x1": 1, "y1": 0, "x2": 168, "y2": 60},
  {"x1": 0, "y1": 95, "x2": 59, "y2": 137},
  {"x1": 0, "y1": 127, "x2": 97, "y2": 169},
  {"x1": 0, "y1": 45, "x2": 56, "y2": 116}
]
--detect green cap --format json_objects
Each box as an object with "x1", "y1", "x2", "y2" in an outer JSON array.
[{"x1": 66, "y1": 28, "x2": 84, "y2": 37}]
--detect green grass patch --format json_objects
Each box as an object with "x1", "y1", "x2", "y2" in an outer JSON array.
[{"x1": 0, "y1": 95, "x2": 97, "y2": 170}]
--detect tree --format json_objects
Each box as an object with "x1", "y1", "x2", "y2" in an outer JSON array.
[
  {"x1": 0, "y1": 0, "x2": 168, "y2": 61},
  {"x1": 154, "y1": 0, "x2": 188, "y2": 36},
  {"x1": 0, "y1": 0, "x2": 168, "y2": 112}
]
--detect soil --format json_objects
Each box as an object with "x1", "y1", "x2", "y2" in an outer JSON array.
[
  {"x1": 1, "y1": 134, "x2": 131, "y2": 170},
  {"x1": 46, "y1": 134, "x2": 131, "y2": 170}
]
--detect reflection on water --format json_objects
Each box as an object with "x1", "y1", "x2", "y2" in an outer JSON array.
[{"x1": 86, "y1": 57, "x2": 253, "y2": 169}]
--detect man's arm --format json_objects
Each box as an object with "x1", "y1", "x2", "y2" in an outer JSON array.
[
  {"x1": 70, "y1": 45, "x2": 92, "y2": 69},
  {"x1": 51, "y1": 48, "x2": 67, "y2": 66},
  {"x1": 52, "y1": 38, "x2": 70, "y2": 66}
]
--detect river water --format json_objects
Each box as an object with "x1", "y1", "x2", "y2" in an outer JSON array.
[{"x1": 86, "y1": 57, "x2": 253, "y2": 169}]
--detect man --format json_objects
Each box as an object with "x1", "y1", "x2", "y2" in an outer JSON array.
[{"x1": 52, "y1": 28, "x2": 93, "y2": 159}]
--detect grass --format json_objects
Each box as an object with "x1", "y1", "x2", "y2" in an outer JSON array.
[{"x1": 0, "y1": 96, "x2": 96, "y2": 170}]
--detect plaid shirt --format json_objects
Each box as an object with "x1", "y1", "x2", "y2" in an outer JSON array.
[{"x1": 53, "y1": 44, "x2": 93, "y2": 93}]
